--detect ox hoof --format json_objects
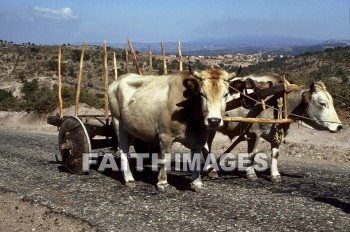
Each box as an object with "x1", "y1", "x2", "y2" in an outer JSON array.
[
  {"x1": 207, "y1": 171, "x2": 219, "y2": 179},
  {"x1": 191, "y1": 186, "x2": 205, "y2": 193},
  {"x1": 202, "y1": 171, "x2": 219, "y2": 180},
  {"x1": 125, "y1": 181, "x2": 136, "y2": 188},
  {"x1": 190, "y1": 184, "x2": 205, "y2": 193},
  {"x1": 246, "y1": 174, "x2": 258, "y2": 181},
  {"x1": 156, "y1": 183, "x2": 171, "y2": 192},
  {"x1": 271, "y1": 175, "x2": 282, "y2": 183}
]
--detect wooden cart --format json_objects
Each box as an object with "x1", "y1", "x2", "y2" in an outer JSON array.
[{"x1": 48, "y1": 41, "x2": 298, "y2": 175}]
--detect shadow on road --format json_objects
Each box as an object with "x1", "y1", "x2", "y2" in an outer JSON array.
[{"x1": 314, "y1": 197, "x2": 350, "y2": 214}]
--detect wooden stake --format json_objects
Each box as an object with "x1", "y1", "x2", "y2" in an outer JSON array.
[
  {"x1": 285, "y1": 84, "x2": 302, "y2": 92},
  {"x1": 103, "y1": 40, "x2": 109, "y2": 125},
  {"x1": 148, "y1": 44, "x2": 153, "y2": 74},
  {"x1": 282, "y1": 74, "x2": 288, "y2": 119},
  {"x1": 113, "y1": 52, "x2": 118, "y2": 80},
  {"x1": 125, "y1": 45, "x2": 129, "y2": 73},
  {"x1": 75, "y1": 42, "x2": 85, "y2": 117},
  {"x1": 178, "y1": 41, "x2": 183, "y2": 71},
  {"x1": 58, "y1": 46, "x2": 63, "y2": 118},
  {"x1": 127, "y1": 37, "x2": 142, "y2": 75},
  {"x1": 161, "y1": 41, "x2": 167, "y2": 74},
  {"x1": 261, "y1": 99, "x2": 266, "y2": 110}
]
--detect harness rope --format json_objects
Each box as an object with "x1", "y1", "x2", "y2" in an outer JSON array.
[{"x1": 228, "y1": 85, "x2": 342, "y2": 125}]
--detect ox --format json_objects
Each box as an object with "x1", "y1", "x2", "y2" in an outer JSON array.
[
  {"x1": 203, "y1": 74, "x2": 343, "y2": 181},
  {"x1": 108, "y1": 67, "x2": 241, "y2": 191}
]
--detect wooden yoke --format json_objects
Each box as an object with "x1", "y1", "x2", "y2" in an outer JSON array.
[
  {"x1": 226, "y1": 78, "x2": 302, "y2": 112},
  {"x1": 253, "y1": 83, "x2": 302, "y2": 99},
  {"x1": 223, "y1": 117, "x2": 294, "y2": 124}
]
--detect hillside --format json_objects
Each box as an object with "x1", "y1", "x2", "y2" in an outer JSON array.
[
  {"x1": 240, "y1": 46, "x2": 350, "y2": 108},
  {"x1": 0, "y1": 41, "x2": 189, "y2": 114},
  {"x1": 0, "y1": 40, "x2": 350, "y2": 115}
]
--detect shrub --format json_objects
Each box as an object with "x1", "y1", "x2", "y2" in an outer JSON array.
[
  {"x1": 21, "y1": 79, "x2": 39, "y2": 99},
  {"x1": 25, "y1": 86, "x2": 58, "y2": 114},
  {"x1": 47, "y1": 60, "x2": 58, "y2": 72},
  {"x1": 0, "y1": 89, "x2": 12, "y2": 101},
  {"x1": 0, "y1": 96, "x2": 24, "y2": 112}
]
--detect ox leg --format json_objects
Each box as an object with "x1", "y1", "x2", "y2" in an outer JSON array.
[
  {"x1": 270, "y1": 142, "x2": 281, "y2": 182},
  {"x1": 246, "y1": 133, "x2": 259, "y2": 181},
  {"x1": 156, "y1": 135, "x2": 172, "y2": 191},
  {"x1": 191, "y1": 148, "x2": 204, "y2": 192},
  {"x1": 118, "y1": 123, "x2": 136, "y2": 187},
  {"x1": 202, "y1": 130, "x2": 218, "y2": 179}
]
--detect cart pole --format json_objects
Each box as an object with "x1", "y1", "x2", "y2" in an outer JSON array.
[
  {"x1": 113, "y1": 52, "x2": 118, "y2": 80},
  {"x1": 75, "y1": 42, "x2": 85, "y2": 117},
  {"x1": 178, "y1": 41, "x2": 183, "y2": 71},
  {"x1": 125, "y1": 45, "x2": 129, "y2": 73},
  {"x1": 103, "y1": 40, "x2": 109, "y2": 125},
  {"x1": 148, "y1": 44, "x2": 153, "y2": 74},
  {"x1": 127, "y1": 37, "x2": 142, "y2": 75},
  {"x1": 282, "y1": 74, "x2": 288, "y2": 119},
  {"x1": 161, "y1": 41, "x2": 167, "y2": 74},
  {"x1": 58, "y1": 46, "x2": 63, "y2": 118}
]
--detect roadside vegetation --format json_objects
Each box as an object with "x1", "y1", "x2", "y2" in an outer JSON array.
[{"x1": 0, "y1": 78, "x2": 104, "y2": 114}]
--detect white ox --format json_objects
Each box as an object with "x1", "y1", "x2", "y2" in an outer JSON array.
[
  {"x1": 203, "y1": 74, "x2": 343, "y2": 181},
  {"x1": 108, "y1": 68, "x2": 240, "y2": 191}
]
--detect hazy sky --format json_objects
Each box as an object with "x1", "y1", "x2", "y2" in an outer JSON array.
[{"x1": 1, "y1": 0, "x2": 349, "y2": 44}]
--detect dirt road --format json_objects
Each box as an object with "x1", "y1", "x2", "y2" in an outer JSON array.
[{"x1": 0, "y1": 127, "x2": 349, "y2": 231}]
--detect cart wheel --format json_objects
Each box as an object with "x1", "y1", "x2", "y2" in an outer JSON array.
[{"x1": 58, "y1": 116, "x2": 92, "y2": 174}]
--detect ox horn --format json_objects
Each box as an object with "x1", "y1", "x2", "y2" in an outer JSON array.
[
  {"x1": 309, "y1": 83, "x2": 316, "y2": 93},
  {"x1": 188, "y1": 62, "x2": 203, "y2": 80},
  {"x1": 227, "y1": 65, "x2": 241, "y2": 81}
]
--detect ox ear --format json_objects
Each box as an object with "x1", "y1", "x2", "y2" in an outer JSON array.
[
  {"x1": 183, "y1": 78, "x2": 200, "y2": 95},
  {"x1": 302, "y1": 91, "x2": 312, "y2": 104}
]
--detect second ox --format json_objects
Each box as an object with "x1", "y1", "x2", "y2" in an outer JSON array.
[
  {"x1": 203, "y1": 74, "x2": 343, "y2": 181},
  {"x1": 108, "y1": 67, "x2": 241, "y2": 191}
]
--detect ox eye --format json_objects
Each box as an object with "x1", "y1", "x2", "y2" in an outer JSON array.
[
  {"x1": 224, "y1": 92, "x2": 229, "y2": 98},
  {"x1": 319, "y1": 101, "x2": 327, "y2": 108}
]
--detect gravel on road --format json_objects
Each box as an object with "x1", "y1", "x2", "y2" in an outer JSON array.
[{"x1": 0, "y1": 128, "x2": 349, "y2": 232}]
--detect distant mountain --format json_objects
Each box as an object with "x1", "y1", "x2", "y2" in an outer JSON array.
[
  {"x1": 94, "y1": 36, "x2": 349, "y2": 56},
  {"x1": 189, "y1": 36, "x2": 320, "y2": 48}
]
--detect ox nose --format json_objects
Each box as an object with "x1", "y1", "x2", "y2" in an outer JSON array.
[
  {"x1": 337, "y1": 124, "x2": 343, "y2": 131},
  {"x1": 207, "y1": 117, "x2": 221, "y2": 128}
]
